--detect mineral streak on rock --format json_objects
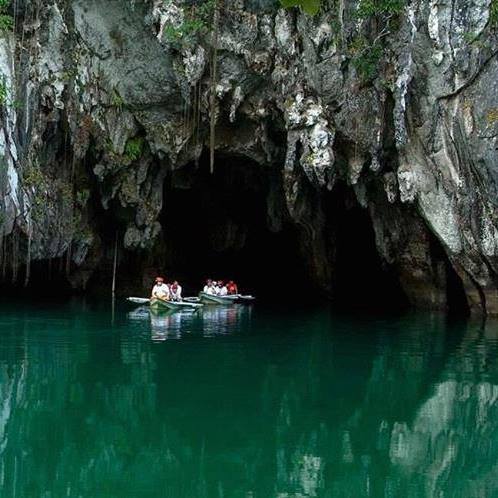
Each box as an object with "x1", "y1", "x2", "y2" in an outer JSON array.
[{"x1": 2, "y1": 0, "x2": 498, "y2": 315}]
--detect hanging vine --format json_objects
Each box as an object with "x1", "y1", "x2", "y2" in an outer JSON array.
[
  {"x1": 209, "y1": 0, "x2": 220, "y2": 174},
  {"x1": 23, "y1": 214, "x2": 32, "y2": 287}
]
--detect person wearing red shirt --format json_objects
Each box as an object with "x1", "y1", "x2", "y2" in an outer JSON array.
[{"x1": 226, "y1": 280, "x2": 238, "y2": 295}]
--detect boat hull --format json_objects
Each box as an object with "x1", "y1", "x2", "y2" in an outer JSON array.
[
  {"x1": 198, "y1": 292, "x2": 235, "y2": 305},
  {"x1": 150, "y1": 298, "x2": 202, "y2": 312}
]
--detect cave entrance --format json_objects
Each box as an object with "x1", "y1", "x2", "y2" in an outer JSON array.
[
  {"x1": 159, "y1": 154, "x2": 312, "y2": 301},
  {"x1": 324, "y1": 183, "x2": 409, "y2": 312}
]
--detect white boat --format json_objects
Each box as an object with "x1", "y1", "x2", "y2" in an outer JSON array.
[
  {"x1": 127, "y1": 297, "x2": 203, "y2": 312},
  {"x1": 198, "y1": 292, "x2": 255, "y2": 305}
]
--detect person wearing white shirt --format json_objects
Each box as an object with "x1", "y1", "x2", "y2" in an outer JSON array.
[
  {"x1": 217, "y1": 280, "x2": 228, "y2": 296},
  {"x1": 204, "y1": 279, "x2": 215, "y2": 295},
  {"x1": 151, "y1": 277, "x2": 170, "y2": 301}
]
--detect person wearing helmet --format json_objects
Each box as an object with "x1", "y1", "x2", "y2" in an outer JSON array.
[{"x1": 151, "y1": 276, "x2": 170, "y2": 301}]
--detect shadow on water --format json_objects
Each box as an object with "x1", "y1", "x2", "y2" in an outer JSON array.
[{"x1": 0, "y1": 299, "x2": 497, "y2": 497}]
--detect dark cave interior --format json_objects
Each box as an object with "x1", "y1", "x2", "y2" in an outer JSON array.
[
  {"x1": 324, "y1": 183, "x2": 409, "y2": 312},
  {"x1": 159, "y1": 154, "x2": 313, "y2": 300}
]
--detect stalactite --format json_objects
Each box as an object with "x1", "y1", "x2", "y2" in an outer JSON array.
[
  {"x1": 11, "y1": 230, "x2": 18, "y2": 284},
  {"x1": 182, "y1": 94, "x2": 188, "y2": 138},
  {"x1": 112, "y1": 231, "x2": 118, "y2": 295},
  {"x1": 59, "y1": 252, "x2": 64, "y2": 274},
  {"x1": 0, "y1": 235, "x2": 4, "y2": 281},
  {"x1": 186, "y1": 86, "x2": 192, "y2": 143},
  {"x1": 195, "y1": 80, "x2": 202, "y2": 150},
  {"x1": 65, "y1": 242, "x2": 72, "y2": 277},
  {"x1": 24, "y1": 217, "x2": 32, "y2": 287},
  {"x1": 209, "y1": 0, "x2": 221, "y2": 174},
  {"x1": 189, "y1": 84, "x2": 194, "y2": 146},
  {"x1": 2, "y1": 235, "x2": 7, "y2": 281}
]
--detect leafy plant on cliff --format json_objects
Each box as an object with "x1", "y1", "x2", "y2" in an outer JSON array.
[
  {"x1": 355, "y1": 0, "x2": 404, "y2": 18},
  {"x1": 0, "y1": 77, "x2": 7, "y2": 105},
  {"x1": 279, "y1": 0, "x2": 321, "y2": 15},
  {"x1": 349, "y1": 0, "x2": 405, "y2": 81},
  {"x1": 0, "y1": 75, "x2": 19, "y2": 110},
  {"x1": 111, "y1": 89, "x2": 124, "y2": 110},
  {"x1": 162, "y1": 0, "x2": 215, "y2": 45},
  {"x1": 490, "y1": 0, "x2": 498, "y2": 27},
  {"x1": 124, "y1": 137, "x2": 145, "y2": 162},
  {"x1": 349, "y1": 37, "x2": 383, "y2": 81},
  {"x1": 0, "y1": 0, "x2": 13, "y2": 32}
]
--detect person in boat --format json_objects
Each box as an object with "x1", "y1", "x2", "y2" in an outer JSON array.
[
  {"x1": 210, "y1": 280, "x2": 220, "y2": 295},
  {"x1": 227, "y1": 280, "x2": 238, "y2": 295},
  {"x1": 217, "y1": 280, "x2": 228, "y2": 296},
  {"x1": 151, "y1": 276, "x2": 170, "y2": 301},
  {"x1": 170, "y1": 280, "x2": 182, "y2": 301},
  {"x1": 203, "y1": 279, "x2": 215, "y2": 295}
]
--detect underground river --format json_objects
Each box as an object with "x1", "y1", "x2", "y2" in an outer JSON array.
[{"x1": 0, "y1": 300, "x2": 496, "y2": 497}]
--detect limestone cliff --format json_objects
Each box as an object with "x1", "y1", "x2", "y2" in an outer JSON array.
[{"x1": 1, "y1": 0, "x2": 498, "y2": 314}]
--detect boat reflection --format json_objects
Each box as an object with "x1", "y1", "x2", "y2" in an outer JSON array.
[
  {"x1": 201, "y1": 305, "x2": 252, "y2": 337},
  {"x1": 127, "y1": 304, "x2": 253, "y2": 341},
  {"x1": 149, "y1": 309, "x2": 194, "y2": 341}
]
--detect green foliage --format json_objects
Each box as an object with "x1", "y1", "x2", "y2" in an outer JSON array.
[
  {"x1": 163, "y1": 0, "x2": 215, "y2": 45},
  {"x1": 0, "y1": 77, "x2": 7, "y2": 105},
  {"x1": 22, "y1": 165, "x2": 47, "y2": 222},
  {"x1": 75, "y1": 189, "x2": 90, "y2": 207},
  {"x1": 355, "y1": 0, "x2": 404, "y2": 19},
  {"x1": 124, "y1": 137, "x2": 145, "y2": 162},
  {"x1": 347, "y1": 0, "x2": 405, "y2": 82},
  {"x1": 0, "y1": 14, "x2": 12, "y2": 31},
  {"x1": 111, "y1": 89, "x2": 125, "y2": 110},
  {"x1": 0, "y1": 0, "x2": 12, "y2": 32},
  {"x1": 279, "y1": 0, "x2": 321, "y2": 15},
  {"x1": 491, "y1": 0, "x2": 498, "y2": 27},
  {"x1": 351, "y1": 40, "x2": 383, "y2": 80},
  {"x1": 0, "y1": 75, "x2": 19, "y2": 109}
]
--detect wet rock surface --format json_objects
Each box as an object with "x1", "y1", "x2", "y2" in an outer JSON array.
[{"x1": 1, "y1": 0, "x2": 498, "y2": 314}]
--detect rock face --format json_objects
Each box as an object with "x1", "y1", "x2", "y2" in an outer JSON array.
[{"x1": 1, "y1": 0, "x2": 498, "y2": 314}]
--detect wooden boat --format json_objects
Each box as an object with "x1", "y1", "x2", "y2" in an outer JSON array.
[
  {"x1": 198, "y1": 292, "x2": 236, "y2": 305},
  {"x1": 197, "y1": 293, "x2": 256, "y2": 305},
  {"x1": 127, "y1": 297, "x2": 203, "y2": 312},
  {"x1": 150, "y1": 298, "x2": 203, "y2": 312}
]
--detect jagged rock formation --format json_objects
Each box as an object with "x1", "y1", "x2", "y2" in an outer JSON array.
[{"x1": 1, "y1": 0, "x2": 498, "y2": 313}]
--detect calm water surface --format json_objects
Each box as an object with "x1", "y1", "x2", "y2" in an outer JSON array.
[{"x1": 0, "y1": 300, "x2": 496, "y2": 497}]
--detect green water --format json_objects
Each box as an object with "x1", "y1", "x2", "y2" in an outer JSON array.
[{"x1": 0, "y1": 300, "x2": 496, "y2": 497}]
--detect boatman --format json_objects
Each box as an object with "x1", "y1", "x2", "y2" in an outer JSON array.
[
  {"x1": 151, "y1": 276, "x2": 170, "y2": 301},
  {"x1": 170, "y1": 281, "x2": 182, "y2": 301}
]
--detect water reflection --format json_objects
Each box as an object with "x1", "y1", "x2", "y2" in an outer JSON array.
[
  {"x1": 128, "y1": 304, "x2": 253, "y2": 340},
  {"x1": 0, "y1": 304, "x2": 496, "y2": 497}
]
